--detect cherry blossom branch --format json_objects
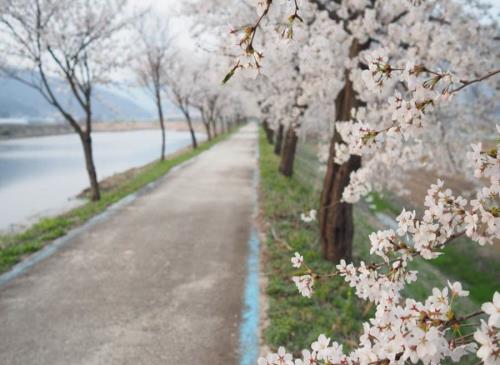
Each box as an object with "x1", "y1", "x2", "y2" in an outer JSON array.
[
  {"x1": 450, "y1": 69, "x2": 500, "y2": 94},
  {"x1": 223, "y1": 0, "x2": 305, "y2": 83}
]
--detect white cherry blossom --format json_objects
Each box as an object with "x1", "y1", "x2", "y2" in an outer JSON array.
[{"x1": 291, "y1": 252, "x2": 304, "y2": 269}]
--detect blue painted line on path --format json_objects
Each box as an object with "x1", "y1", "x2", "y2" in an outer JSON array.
[{"x1": 239, "y1": 128, "x2": 261, "y2": 365}]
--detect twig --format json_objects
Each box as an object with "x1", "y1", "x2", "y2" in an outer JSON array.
[{"x1": 450, "y1": 69, "x2": 500, "y2": 94}]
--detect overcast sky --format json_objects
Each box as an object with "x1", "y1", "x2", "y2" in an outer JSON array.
[{"x1": 129, "y1": 0, "x2": 180, "y2": 15}]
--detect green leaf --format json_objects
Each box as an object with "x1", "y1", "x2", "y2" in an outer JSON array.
[{"x1": 222, "y1": 69, "x2": 235, "y2": 84}]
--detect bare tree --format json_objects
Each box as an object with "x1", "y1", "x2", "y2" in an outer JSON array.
[
  {"x1": 0, "y1": 0, "x2": 130, "y2": 201},
  {"x1": 133, "y1": 15, "x2": 172, "y2": 160}
]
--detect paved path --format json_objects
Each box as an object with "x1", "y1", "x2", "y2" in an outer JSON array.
[{"x1": 0, "y1": 124, "x2": 259, "y2": 365}]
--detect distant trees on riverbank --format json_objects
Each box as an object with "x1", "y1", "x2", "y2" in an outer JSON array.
[
  {"x1": 0, "y1": 0, "x2": 255, "y2": 201},
  {"x1": 0, "y1": 0, "x2": 132, "y2": 201}
]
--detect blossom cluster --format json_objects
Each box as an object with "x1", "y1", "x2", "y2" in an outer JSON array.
[
  {"x1": 224, "y1": 0, "x2": 498, "y2": 202},
  {"x1": 336, "y1": 51, "x2": 499, "y2": 203},
  {"x1": 261, "y1": 282, "x2": 496, "y2": 365},
  {"x1": 261, "y1": 137, "x2": 500, "y2": 364},
  {"x1": 475, "y1": 292, "x2": 500, "y2": 365}
]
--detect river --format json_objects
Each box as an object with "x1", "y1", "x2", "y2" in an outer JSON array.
[{"x1": 0, "y1": 129, "x2": 204, "y2": 231}]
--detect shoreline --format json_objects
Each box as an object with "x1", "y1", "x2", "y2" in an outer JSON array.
[
  {"x1": 0, "y1": 135, "x2": 203, "y2": 235},
  {"x1": 0, "y1": 120, "x2": 204, "y2": 141}
]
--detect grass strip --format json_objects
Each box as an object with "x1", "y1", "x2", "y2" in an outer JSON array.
[{"x1": 259, "y1": 129, "x2": 373, "y2": 354}]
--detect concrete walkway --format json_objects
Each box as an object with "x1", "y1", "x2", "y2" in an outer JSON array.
[{"x1": 0, "y1": 124, "x2": 259, "y2": 365}]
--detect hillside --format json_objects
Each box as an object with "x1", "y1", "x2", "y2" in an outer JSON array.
[{"x1": 0, "y1": 71, "x2": 177, "y2": 123}]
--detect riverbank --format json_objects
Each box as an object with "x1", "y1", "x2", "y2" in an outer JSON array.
[
  {"x1": 0, "y1": 120, "x2": 204, "y2": 140},
  {"x1": 76, "y1": 144, "x2": 193, "y2": 199},
  {"x1": 0, "y1": 129, "x2": 235, "y2": 273}
]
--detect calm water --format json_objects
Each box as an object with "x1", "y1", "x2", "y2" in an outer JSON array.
[{"x1": 0, "y1": 130, "x2": 204, "y2": 231}]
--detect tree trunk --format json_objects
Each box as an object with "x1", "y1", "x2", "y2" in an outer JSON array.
[
  {"x1": 274, "y1": 123, "x2": 284, "y2": 156},
  {"x1": 182, "y1": 111, "x2": 198, "y2": 149},
  {"x1": 156, "y1": 92, "x2": 166, "y2": 161},
  {"x1": 188, "y1": 123, "x2": 198, "y2": 149},
  {"x1": 159, "y1": 122, "x2": 166, "y2": 161},
  {"x1": 211, "y1": 120, "x2": 217, "y2": 137},
  {"x1": 319, "y1": 40, "x2": 365, "y2": 263},
  {"x1": 319, "y1": 141, "x2": 361, "y2": 262},
  {"x1": 279, "y1": 127, "x2": 298, "y2": 177},
  {"x1": 79, "y1": 132, "x2": 101, "y2": 201},
  {"x1": 203, "y1": 122, "x2": 212, "y2": 141},
  {"x1": 262, "y1": 120, "x2": 274, "y2": 144}
]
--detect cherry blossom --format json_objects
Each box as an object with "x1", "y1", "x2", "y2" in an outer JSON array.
[
  {"x1": 474, "y1": 320, "x2": 499, "y2": 365},
  {"x1": 291, "y1": 252, "x2": 304, "y2": 269},
  {"x1": 482, "y1": 292, "x2": 500, "y2": 329},
  {"x1": 300, "y1": 210, "x2": 317, "y2": 223},
  {"x1": 292, "y1": 275, "x2": 314, "y2": 298},
  {"x1": 447, "y1": 281, "x2": 469, "y2": 298}
]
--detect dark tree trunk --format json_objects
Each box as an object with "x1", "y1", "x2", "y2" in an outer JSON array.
[
  {"x1": 79, "y1": 132, "x2": 100, "y2": 201},
  {"x1": 262, "y1": 120, "x2": 274, "y2": 144},
  {"x1": 319, "y1": 40, "x2": 365, "y2": 263},
  {"x1": 319, "y1": 142, "x2": 361, "y2": 262},
  {"x1": 188, "y1": 124, "x2": 198, "y2": 149},
  {"x1": 211, "y1": 120, "x2": 217, "y2": 137},
  {"x1": 203, "y1": 122, "x2": 212, "y2": 141},
  {"x1": 184, "y1": 113, "x2": 198, "y2": 149},
  {"x1": 156, "y1": 92, "x2": 166, "y2": 161},
  {"x1": 279, "y1": 127, "x2": 298, "y2": 177},
  {"x1": 274, "y1": 123, "x2": 284, "y2": 156},
  {"x1": 159, "y1": 121, "x2": 166, "y2": 161}
]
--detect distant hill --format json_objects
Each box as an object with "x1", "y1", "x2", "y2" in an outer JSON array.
[{"x1": 0, "y1": 71, "x2": 180, "y2": 123}]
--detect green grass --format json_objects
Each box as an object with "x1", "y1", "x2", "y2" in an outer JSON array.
[
  {"x1": 259, "y1": 129, "x2": 373, "y2": 354},
  {"x1": 0, "y1": 131, "x2": 234, "y2": 273},
  {"x1": 364, "y1": 191, "x2": 400, "y2": 216},
  {"x1": 432, "y1": 238, "x2": 500, "y2": 304}
]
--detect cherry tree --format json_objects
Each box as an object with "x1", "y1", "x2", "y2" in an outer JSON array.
[
  {"x1": 192, "y1": 61, "x2": 252, "y2": 139},
  {"x1": 224, "y1": 0, "x2": 498, "y2": 263},
  {"x1": 191, "y1": 55, "x2": 226, "y2": 141},
  {"x1": 133, "y1": 15, "x2": 173, "y2": 161},
  {"x1": 212, "y1": 1, "x2": 500, "y2": 364},
  {"x1": 178, "y1": 0, "x2": 261, "y2": 143},
  {"x1": 163, "y1": 56, "x2": 199, "y2": 149},
  {"x1": 189, "y1": 1, "x2": 314, "y2": 177},
  {"x1": 261, "y1": 39, "x2": 310, "y2": 177},
  {"x1": 0, "y1": 0, "x2": 131, "y2": 201}
]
